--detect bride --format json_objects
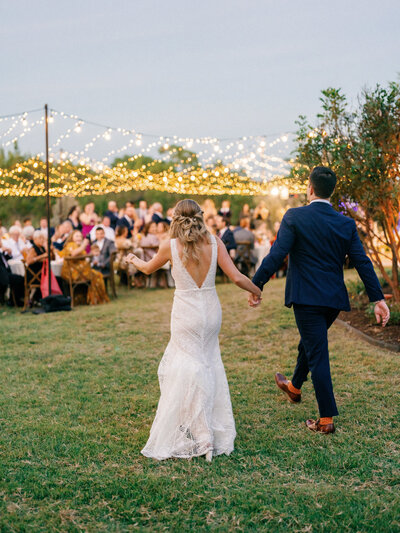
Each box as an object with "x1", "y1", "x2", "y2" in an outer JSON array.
[{"x1": 127, "y1": 199, "x2": 261, "y2": 461}]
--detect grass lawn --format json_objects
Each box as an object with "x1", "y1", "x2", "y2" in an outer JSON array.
[{"x1": 0, "y1": 278, "x2": 399, "y2": 532}]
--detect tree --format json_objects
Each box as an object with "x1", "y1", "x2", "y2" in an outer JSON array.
[{"x1": 291, "y1": 83, "x2": 400, "y2": 300}]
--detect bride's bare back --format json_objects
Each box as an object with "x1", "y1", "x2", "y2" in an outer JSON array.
[{"x1": 175, "y1": 236, "x2": 212, "y2": 289}]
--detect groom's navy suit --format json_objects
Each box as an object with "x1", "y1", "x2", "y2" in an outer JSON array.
[{"x1": 253, "y1": 200, "x2": 384, "y2": 417}]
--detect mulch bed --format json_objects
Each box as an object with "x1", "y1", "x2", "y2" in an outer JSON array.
[{"x1": 338, "y1": 306, "x2": 400, "y2": 349}]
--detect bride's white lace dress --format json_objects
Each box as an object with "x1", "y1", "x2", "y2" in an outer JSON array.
[{"x1": 141, "y1": 234, "x2": 236, "y2": 460}]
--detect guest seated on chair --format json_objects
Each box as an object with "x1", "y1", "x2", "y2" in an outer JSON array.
[
  {"x1": 233, "y1": 216, "x2": 256, "y2": 276},
  {"x1": 3, "y1": 225, "x2": 31, "y2": 260},
  {"x1": 89, "y1": 217, "x2": 115, "y2": 242},
  {"x1": 151, "y1": 203, "x2": 165, "y2": 224},
  {"x1": 66, "y1": 205, "x2": 82, "y2": 231},
  {"x1": 104, "y1": 200, "x2": 120, "y2": 230},
  {"x1": 116, "y1": 205, "x2": 137, "y2": 238},
  {"x1": 140, "y1": 221, "x2": 159, "y2": 261},
  {"x1": 58, "y1": 230, "x2": 109, "y2": 305},
  {"x1": 25, "y1": 230, "x2": 53, "y2": 303},
  {"x1": 215, "y1": 215, "x2": 236, "y2": 258},
  {"x1": 51, "y1": 220, "x2": 73, "y2": 252},
  {"x1": 91, "y1": 226, "x2": 116, "y2": 277},
  {"x1": 114, "y1": 226, "x2": 144, "y2": 287}
]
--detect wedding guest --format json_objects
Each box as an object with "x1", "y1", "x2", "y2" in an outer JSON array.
[
  {"x1": 37, "y1": 217, "x2": 54, "y2": 238},
  {"x1": 202, "y1": 198, "x2": 217, "y2": 218},
  {"x1": 104, "y1": 200, "x2": 120, "y2": 230},
  {"x1": 51, "y1": 220, "x2": 73, "y2": 252},
  {"x1": 116, "y1": 205, "x2": 137, "y2": 238},
  {"x1": 215, "y1": 215, "x2": 236, "y2": 258},
  {"x1": 239, "y1": 203, "x2": 252, "y2": 219},
  {"x1": 0, "y1": 240, "x2": 24, "y2": 306},
  {"x1": 90, "y1": 244, "x2": 100, "y2": 268},
  {"x1": 59, "y1": 230, "x2": 109, "y2": 305},
  {"x1": 166, "y1": 207, "x2": 174, "y2": 224},
  {"x1": 89, "y1": 217, "x2": 115, "y2": 242},
  {"x1": 254, "y1": 222, "x2": 272, "y2": 270},
  {"x1": 13, "y1": 220, "x2": 22, "y2": 228},
  {"x1": 218, "y1": 200, "x2": 231, "y2": 220},
  {"x1": 25, "y1": 230, "x2": 53, "y2": 302},
  {"x1": 23, "y1": 217, "x2": 33, "y2": 227},
  {"x1": 66, "y1": 205, "x2": 82, "y2": 231},
  {"x1": 3, "y1": 225, "x2": 31, "y2": 260},
  {"x1": 233, "y1": 216, "x2": 256, "y2": 276},
  {"x1": 91, "y1": 226, "x2": 116, "y2": 276},
  {"x1": 80, "y1": 202, "x2": 99, "y2": 240},
  {"x1": 22, "y1": 225, "x2": 35, "y2": 245},
  {"x1": 136, "y1": 200, "x2": 148, "y2": 221},
  {"x1": 234, "y1": 217, "x2": 255, "y2": 247},
  {"x1": 205, "y1": 214, "x2": 217, "y2": 235},
  {"x1": 140, "y1": 221, "x2": 159, "y2": 261},
  {"x1": 253, "y1": 201, "x2": 270, "y2": 222},
  {"x1": 151, "y1": 203, "x2": 165, "y2": 224},
  {"x1": 157, "y1": 221, "x2": 170, "y2": 242},
  {"x1": 114, "y1": 225, "x2": 144, "y2": 286}
]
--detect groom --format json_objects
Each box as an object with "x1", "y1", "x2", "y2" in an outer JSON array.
[{"x1": 249, "y1": 166, "x2": 390, "y2": 434}]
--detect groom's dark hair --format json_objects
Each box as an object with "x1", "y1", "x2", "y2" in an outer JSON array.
[{"x1": 310, "y1": 166, "x2": 337, "y2": 198}]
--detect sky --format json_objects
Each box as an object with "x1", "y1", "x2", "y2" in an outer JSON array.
[{"x1": 1, "y1": 0, "x2": 399, "y2": 141}]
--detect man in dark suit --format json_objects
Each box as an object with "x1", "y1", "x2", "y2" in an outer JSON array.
[
  {"x1": 251, "y1": 166, "x2": 389, "y2": 434},
  {"x1": 216, "y1": 215, "x2": 236, "y2": 258},
  {"x1": 116, "y1": 206, "x2": 135, "y2": 238},
  {"x1": 104, "y1": 200, "x2": 120, "y2": 230},
  {"x1": 91, "y1": 227, "x2": 116, "y2": 276}
]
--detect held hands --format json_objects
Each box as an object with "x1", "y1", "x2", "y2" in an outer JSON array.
[
  {"x1": 248, "y1": 291, "x2": 262, "y2": 308},
  {"x1": 374, "y1": 299, "x2": 390, "y2": 327}
]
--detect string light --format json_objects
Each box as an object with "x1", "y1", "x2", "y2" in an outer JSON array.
[{"x1": 0, "y1": 107, "x2": 296, "y2": 197}]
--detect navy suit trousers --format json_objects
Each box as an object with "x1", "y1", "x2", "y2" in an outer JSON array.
[{"x1": 292, "y1": 305, "x2": 339, "y2": 418}]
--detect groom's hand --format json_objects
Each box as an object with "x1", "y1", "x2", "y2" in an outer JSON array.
[
  {"x1": 375, "y1": 299, "x2": 390, "y2": 327},
  {"x1": 248, "y1": 293, "x2": 262, "y2": 308}
]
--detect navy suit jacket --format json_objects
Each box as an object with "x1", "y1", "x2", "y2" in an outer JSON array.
[
  {"x1": 252, "y1": 201, "x2": 384, "y2": 311},
  {"x1": 220, "y1": 228, "x2": 237, "y2": 252},
  {"x1": 104, "y1": 210, "x2": 119, "y2": 230}
]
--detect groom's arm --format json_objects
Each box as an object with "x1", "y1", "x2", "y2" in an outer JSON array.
[
  {"x1": 347, "y1": 220, "x2": 384, "y2": 302},
  {"x1": 252, "y1": 211, "x2": 296, "y2": 291}
]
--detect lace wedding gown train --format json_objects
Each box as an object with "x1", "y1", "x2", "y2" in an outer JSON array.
[{"x1": 141, "y1": 235, "x2": 236, "y2": 460}]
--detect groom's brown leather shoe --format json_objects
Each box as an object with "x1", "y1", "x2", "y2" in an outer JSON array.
[
  {"x1": 306, "y1": 419, "x2": 335, "y2": 434},
  {"x1": 275, "y1": 373, "x2": 301, "y2": 403}
]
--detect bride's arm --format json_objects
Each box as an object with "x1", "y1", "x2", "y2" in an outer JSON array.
[
  {"x1": 216, "y1": 237, "x2": 261, "y2": 297},
  {"x1": 126, "y1": 238, "x2": 171, "y2": 275}
]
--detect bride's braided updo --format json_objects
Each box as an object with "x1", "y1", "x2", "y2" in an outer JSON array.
[{"x1": 170, "y1": 199, "x2": 210, "y2": 265}]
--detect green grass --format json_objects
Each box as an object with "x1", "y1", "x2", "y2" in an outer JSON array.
[{"x1": 0, "y1": 279, "x2": 399, "y2": 532}]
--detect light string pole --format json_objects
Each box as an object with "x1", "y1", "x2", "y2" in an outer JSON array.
[{"x1": 44, "y1": 104, "x2": 52, "y2": 297}]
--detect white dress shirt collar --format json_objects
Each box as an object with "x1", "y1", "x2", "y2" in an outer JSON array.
[{"x1": 310, "y1": 199, "x2": 331, "y2": 205}]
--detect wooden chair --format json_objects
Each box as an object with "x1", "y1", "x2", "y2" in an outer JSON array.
[
  {"x1": 22, "y1": 260, "x2": 42, "y2": 311},
  {"x1": 103, "y1": 250, "x2": 118, "y2": 299},
  {"x1": 234, "y1": 241, "x2": 255, "y2": 277},
  {"x1": 63, "y1": 254, "x2": 93, "y2": 308}
]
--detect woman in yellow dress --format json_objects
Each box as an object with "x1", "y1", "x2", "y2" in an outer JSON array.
[{"x1": 59, "y1": 230, "x2": 109, "y2": 305}]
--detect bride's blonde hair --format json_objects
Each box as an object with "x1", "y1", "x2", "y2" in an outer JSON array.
[{"x1": 170, "y1": 199, "x2": 210, "y2": 264}]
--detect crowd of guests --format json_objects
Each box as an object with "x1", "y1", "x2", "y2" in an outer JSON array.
[{"x1": 0, "y1": 198, "x2": 287, "y2": 308}]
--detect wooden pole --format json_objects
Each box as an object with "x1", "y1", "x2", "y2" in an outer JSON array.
[{"x1": 45, "y1": 104, "x2": 52, "y2": 296}]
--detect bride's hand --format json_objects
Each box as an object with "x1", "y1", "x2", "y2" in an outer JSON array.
[
  {"x1": 248, "y1": 292, "x2": 262, "y2": 308},
  {"x1": 126, "y1": 253, "x2": 139, "y2": 264}
]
